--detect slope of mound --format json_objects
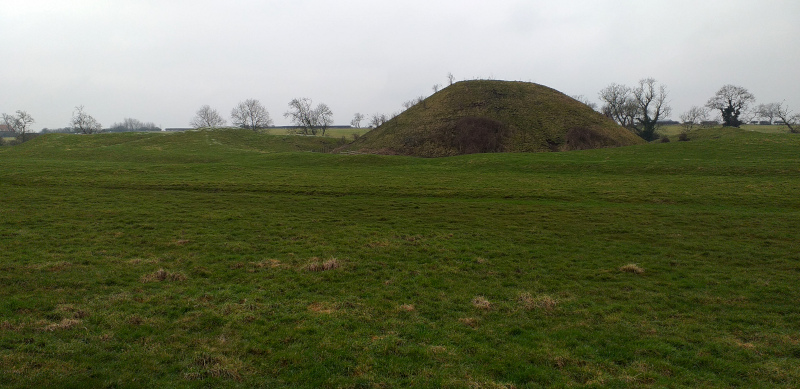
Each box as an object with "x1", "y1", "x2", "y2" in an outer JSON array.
[{"x1": 346, "y1": 80, "x2": 644, "y2": 157}]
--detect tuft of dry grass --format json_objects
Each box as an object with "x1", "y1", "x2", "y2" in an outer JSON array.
[
  {"x1": 518, "y1": 292, "x2": 558, "y2": 311},
  {"x1": 471, "y1": 296, "x2": 492, "y2": 310},
  {"x1": 186, "y1": 353, "x2": 243, "y2": 381},
  {"x1": 399, "y1": 304, "x2": 415, "y2": 312},
  {"x1": 620, "y1": 263, "x2": 645, "y2": 274},
  {"x1": 141, "y1": 268, "x2": 188, "y2": 283},
  {"x1": 307, "y1": 302, "x2": 336, "y2": 314},
  {"x1": 305, "y1": 257, "x2": 340, "y2": 272},
  {"x1": 252, "y1": 259, "x2": 281, "y2": 269},
  {"x1": 57, "y1": 304, "x2": 89, "y2": 319},
  {"x1": 42, "y1": 318, "x2": 81, "y2": 332},
  {"x1": 459, "y1": 317, "x2": 479, "y2": 328}
]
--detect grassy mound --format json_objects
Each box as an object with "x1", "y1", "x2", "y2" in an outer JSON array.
[{"x1": 345, "y1": 80, "x2": 644, "y2": 156}]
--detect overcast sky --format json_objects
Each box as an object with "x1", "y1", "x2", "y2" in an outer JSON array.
[{"x1": 2, "y1": 0, "x2": 799, "y2": 130}]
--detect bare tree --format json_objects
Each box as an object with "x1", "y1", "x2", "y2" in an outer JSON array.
[
  {"x1": 447, "y1": 72, "x2": 455, "y2": 86},
  {"x1": 368, "y1": 113, "x2": 388, "y2": 128},
  {"x1": 774, "y1": 102, "x2": 799, "y2": 133},
  {"x1": 315, "y1": 103, "x2": 334, "y2": 136},
  {"x1": 2, "y1": 110, "x2": 35, "y2": 141},
  {"x1": 755, "y1": 102, "x2": 781, "y2": 124},
  {"x1": 191, "y1": 105, "x2": 226, "y2": 129},
  {"x1": 632, "y1": 78, "x2": 671, "y2": 141},
  {"x1": 432, "y1": 84, "x2": 441, "y2": 93},
  {"x1": 599, "y1": 79, "x2": 671, "y2": 141},
  {"x1": 284, "y1": 98, "x2": 334, "y2": 136},
  {"x1": 705, "y1": 85, "x2": 755, "y2": 127},
  {"x1": 599, "y1": 83, "x2": 637, "y2": 128},
  {"x1": 350, "y1": 113, "x2": 365, "y2": 128},
  {"x1": 571, "y1": 95, "x2": 598, "y2": 111},
  {"x1": 70, "y1": 106, "x2": 103, "y2": 134},
  {"x1": 402, "y1": 99, "x2": 418, "y2": 110},
  {"x1": 109, "y1": 118, "x2": 160, "y2": 132},
  {"x1": 679, "y1": 106, "x2": 709, "y2": 133},
  {"x1": 231, "y1": 99, "x2": 273, "y2": 130}
]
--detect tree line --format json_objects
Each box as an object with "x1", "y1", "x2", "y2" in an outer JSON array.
[
  {"x1": 596, "y1": 79, "x2": 799, "y2": 140},
  {"x1": 190, "y1": 98, "x2": 335, "y2": 136},
  {"x1": 4, "y1": 76, "x2": 799, "y2": 146}
]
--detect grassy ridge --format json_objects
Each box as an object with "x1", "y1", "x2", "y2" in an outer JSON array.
[{"x1": 1, "y1": 130, "x2": 800, "y2": 387}]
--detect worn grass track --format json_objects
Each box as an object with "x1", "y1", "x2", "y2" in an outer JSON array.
[{"x1": 1, "y1": 128, "x2": 799, "y2": 387}]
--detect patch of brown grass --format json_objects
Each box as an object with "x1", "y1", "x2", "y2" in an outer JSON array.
[
  {"x1": 140, "y1": 268, "x2": 188, "y2": 283},
  {"x1": 305, "y1": 257, "x2": 340, "y2": 272},
  {"x1": 252, "y1": 259, "x2": 281, "y2": 269},
  {"x1": 308, "y1": 302, "x2": 337, "y2": 314},
  {"x1": 518, "y1": 292, "x2": 557, "y2": 312},
  {"x1": 185, "y1": 353, "x2": 243, "y2": 381},
  {"x1": 57, "y1": 304, "x2": 89, "y2": 319},
  {"x1": 42, "y1": 318, "x2": 81, "y2": 332},
  {"x1": 127, "y1": 315, "x2": 145, "y2": 326},
  {"x1": 128, "y1": 258, "x2": 159, "y2": 265},
  {"x1": 620, "y1": 263, "x2": 645, "y2": 274},
  {"x1": 29, "y1": 261, "x2": 72, "y2": 272},
  {"x1": 398, "y1": 304, "x2": 415, "y2": 312},
  {"x1": 459, "y1": 317, "x2": 479, "y2": 328},
  {"x1": 365, "y1": 240, "x2": 391, "y2": 248},
  {"x1": 471, "y1": 296, "x2": 492, "y2": 310}
]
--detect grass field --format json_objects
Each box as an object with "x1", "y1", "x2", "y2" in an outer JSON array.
[
  {"x1": 659, "y1": 124, "x2": 793, "y2": 137},
  {"x1": 267, "y1": 127, "x2": 369, "y2": 139},
  {"x1": 1, "y1": 128, "x2": 799, "y2": 387}
]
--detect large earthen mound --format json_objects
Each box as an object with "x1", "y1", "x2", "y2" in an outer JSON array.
[{"x1": 345, "y1": 80, "x2": 644, "y2": 157}]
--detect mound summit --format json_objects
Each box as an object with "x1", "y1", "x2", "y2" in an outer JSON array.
[{"x1": 346, "y1": 80, "x2": 644, "y2": 157}]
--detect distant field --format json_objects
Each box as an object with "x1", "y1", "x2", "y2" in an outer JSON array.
[
  {"x1": 659, "y1": 124, "x2": 792, "y2": 137},
  {"x1": 1, "y1": 128, "x2": 799, "y2": 387},
  {"x1": 268, "y1": 127, "x2": 370, "y2": 138}
]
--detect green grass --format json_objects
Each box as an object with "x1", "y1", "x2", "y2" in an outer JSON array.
[{"x1": 1, "y1": 129, "x2": 800, "y2": 387}]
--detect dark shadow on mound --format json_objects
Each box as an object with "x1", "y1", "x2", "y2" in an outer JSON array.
[
  {"x1": 563, "y1": 127, "x2": 616, "y2": 151},
  {"x1": 450, "y1": 117, "x2": 510, "y2": 154}
]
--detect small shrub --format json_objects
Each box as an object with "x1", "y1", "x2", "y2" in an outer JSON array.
[
  {"x1": 471, "y1": 296, "x2": 492, "y2": 310},
  {"x1": 678, "y1": 132, "x2": 690, "y2": 141},
  {"x1": 620, "y1": 263, "x2": 645, "y2": 274},
  {"x1": 660, "y1": 135, "x2": 671, "y2": 143}
]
